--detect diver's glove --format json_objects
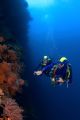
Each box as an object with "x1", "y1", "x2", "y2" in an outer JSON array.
[{"x1": 34, "y1": 71, "x2": 42, "y2": 76}]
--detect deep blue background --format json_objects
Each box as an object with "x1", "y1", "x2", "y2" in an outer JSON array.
[{"x1": 26, "y1": 1, "x2": 80, "y2": 120}]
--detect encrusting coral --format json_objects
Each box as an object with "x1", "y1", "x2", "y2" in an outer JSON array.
[
  {"x1": 0, "y1": 36, "x2": 25, "y2": 95},
  {"x1": 3, "y1": 97, "x2": 23, "y2": 120},
  {"x1": 0, "y1": 36, "x2": 25, "y2": 119}
]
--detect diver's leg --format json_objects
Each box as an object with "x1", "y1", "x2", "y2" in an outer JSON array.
[
  {"x1": 51, "y1": 77, "x2": 56, "y2": 86},
  {"x1": 51, "y1": 76, "x2": 64, "y2": 85},
  {"x1": 51, "y1": 78, "x2": 55, "y2": 82}
]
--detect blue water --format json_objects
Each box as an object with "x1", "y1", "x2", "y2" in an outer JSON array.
[{"x1": 26, "y1": 1, "x2": 80, "y2": 120}]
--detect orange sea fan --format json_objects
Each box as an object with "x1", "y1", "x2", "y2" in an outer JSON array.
[
  {"x1": 11, "y1": 62, "x2": 23, "y2": 74},
  {"x1": 18, "y1": 79, "x2": 25, "y2": 86},
  {"x1": 0, "y1": 45, "x2": 8, "y2": 52},
  {"x1": 7, "y1": 78, "x2": 25, "y2": 96},
  {"x1": 0, "y1": 45, "x2": 7, "y2": 54},
  {"x1": 2, "y1": 45, "x2": 8, "y2": 50},
  {"x1": 8, "y1": 85, "x2": 19, "y2": 95},
  {"x1": 7, "y1": 73, "x2": 23, "y2": 95},
  {"x1": 3, "y1": 97, "x2": 24, "y2": 120},
  {"x1": 0, "y1": 62, "x2": 11, "y2": 74},
  {"x1": 8, "y1": 50, "x2": 17, "y2": 61},
  {"x1": 0, "y1": 84, "x2": 9, "y2": 96},
  {"x1": 0, "y1": 73, "x2": 6, "y2": 84},
  {"x1": 0, "y1": 36, "x2": 5, "y2": 42},
  {"x1": 0, "y1": 36, "x2": 25, "y2": 97},
  {"x1": 0, "y1": 45, "x2": 3, "y2": 54},
  {"x1": 7, "y1": 73, "x2": 18, "y2": 86}
]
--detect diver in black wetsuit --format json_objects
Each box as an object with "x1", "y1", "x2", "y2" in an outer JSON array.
[
  {"x1": 50, "y1": 58, "x2": 72, "y2": 86},
  {"x1": 34, "y1": 56, "x2": 53, "y2": 77},
  {"x1": 34, "y1": 56, "x2": 72, "y2": 86}
]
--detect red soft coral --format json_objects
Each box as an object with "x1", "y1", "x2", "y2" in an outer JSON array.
[
  {"x1": 3, "y1": 97, "x2": 23, "y2": 120},
  {"x1": 0, "y1": 45, "x2": 7, "y2": 54},
  {"x1": 8, "y1": 50, "x2": 17, "y2": 61},
  {"x1": 0, "y1": 36, "x2": 5, "y2": 42},
  {"x1": 0, "y1": 62, "x2": 11, "y2": 74}
]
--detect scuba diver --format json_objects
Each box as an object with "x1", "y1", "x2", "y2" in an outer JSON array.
[
  {"x1": 50, "y1": 57, "x2": 72, "y2": 87},
  {"x1": 34, "y1": 56, "x2": 54, "y2": 77},
  {"x1": 34, "y1": 56, "x2": 72, "y2": 87}
]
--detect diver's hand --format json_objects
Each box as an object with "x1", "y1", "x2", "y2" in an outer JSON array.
[
  {"x1": 34, "y1": 71, "x2": 42, "y2": 76},
  {"x1": 56, "y1": 77, "x2": 64, "y2": 83}
]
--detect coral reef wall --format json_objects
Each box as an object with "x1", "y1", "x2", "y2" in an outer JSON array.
[
  {"x1": 0, "y1": 34, "x2": 25, "y2": 120},
  {"x1": 0, "y1": 0, "x2": 31, "y2": 120}
]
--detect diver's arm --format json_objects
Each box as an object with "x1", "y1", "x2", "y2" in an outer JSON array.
[
  {"x1": 42, "y1": 62, "x2": 55, "y2": 73},
  {"x1": 34, "y1": 63, "x2": 55, "y2": 76}
]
